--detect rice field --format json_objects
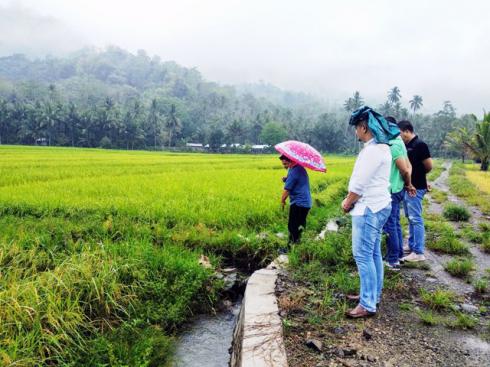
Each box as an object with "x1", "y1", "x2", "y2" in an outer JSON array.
[
  {"x1": 465, "y1": 166, "x2": 490, "y2": 195},
  {"x1": 0, "y1": 145, "x2": 354, "y2": 366}
]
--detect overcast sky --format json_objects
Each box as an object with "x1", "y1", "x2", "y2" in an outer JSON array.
[{"x1": 1, "y1": 0, "x2": 489, "y2": 114}]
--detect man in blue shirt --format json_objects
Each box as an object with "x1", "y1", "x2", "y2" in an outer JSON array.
[{"x1": 280, "y1": 155, "x2": 312, "y2": 244}]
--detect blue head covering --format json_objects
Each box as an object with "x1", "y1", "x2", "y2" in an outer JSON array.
[{"x1": 349, "y1": 106, "x2": 400, "y2": 144}]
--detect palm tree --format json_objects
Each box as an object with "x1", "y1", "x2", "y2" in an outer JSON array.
[
  {"x1": 165, "y1": 104, "x2": 181, "y2": 147},
  {"x1": 444, "y1": 127, "x2": 471, "y2": 163},
  {"x1": 343, "y1": 91, "x2": 364, "y2": 112},
  {"x1": 387, "y1": 87, "x2": 401, "y2": 105},
  {"x1": 409, "y1": 95, "x2": 423, "y2": 115},
  {"x1": 463, "y1": 114, "x2": 490, "y2": 171}
]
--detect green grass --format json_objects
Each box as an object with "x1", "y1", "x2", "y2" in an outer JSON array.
[
  {"x1": 420, "y1": 288, "x2": 457, "y2": 310},
  {"x1": 416, "y1": 309, "x2": 442, "y2": 326},
  {"x1": 474, "y1": 278, "x2": 488, "y2": 293},
  {"x1": 444, "y1": 257, "x2": 475, "y2": 277},
  {"x1": 443, "y1": 204, "x2": 471, "y2": 222},
  {"x1": 430, "y1": 188, "x2": 448, "y2": 204},
  {"x1": 448, "y1": 313, "x2": 478, "y2": 329}
]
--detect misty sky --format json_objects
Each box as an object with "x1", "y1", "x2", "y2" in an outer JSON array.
[{"x1": 1, "y1": 0, "x2": 489, "y2": 114}]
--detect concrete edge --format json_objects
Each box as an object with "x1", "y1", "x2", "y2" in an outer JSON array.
[{"x1": 230, "y1": 256, "x2": 288, "y2": 367}]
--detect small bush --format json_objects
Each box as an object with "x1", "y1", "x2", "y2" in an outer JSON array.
[
  {"x1": 444, "y1": 257, "x2": 475, "y2": 277},
  {"x1": 443, "y1": 204, "x2": 471, "y2": 222},
  {"x1": 420, "y1": 288, "x2": 456, "y2": 310}
]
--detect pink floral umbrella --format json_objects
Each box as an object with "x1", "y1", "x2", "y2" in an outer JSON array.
[{"x1": 275, "y1": 140, "x2": 326, "y2": 173}]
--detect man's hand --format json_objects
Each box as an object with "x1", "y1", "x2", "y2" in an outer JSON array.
[
  {"x1": 405, "y1": 184, "x2": 417, "y2": 197},
  {"x1": 281, "y1": 200, "x2": 286, "y2": 210},
  {"x1": 341, "y1": 198, "x2": 353, "y2": 213}
]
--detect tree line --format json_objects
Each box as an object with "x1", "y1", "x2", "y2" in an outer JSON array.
[{"x1": 0, "y1": 47, "x2": 486, "y2": 161}]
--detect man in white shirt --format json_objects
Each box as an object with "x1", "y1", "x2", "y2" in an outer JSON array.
[{"x1": 342, "y1": 112, "x2": 392, "y2": 318}]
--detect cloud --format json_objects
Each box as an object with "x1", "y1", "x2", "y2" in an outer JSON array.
[{"x1": 0, "y1": 2, "x2": 86, "y2": 57}]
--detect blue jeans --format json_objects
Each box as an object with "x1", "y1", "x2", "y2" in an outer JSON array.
[
  {"x1": 403, "y1": 189, "x2": 426, "y2": 254},
  {"x1": 352, "y1": 205, "x2": 391, "y2": 313},
  {"x1": 383, "y1": 190, "x2": 404, "y2": 264}
]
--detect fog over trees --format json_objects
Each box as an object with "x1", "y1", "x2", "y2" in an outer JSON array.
[{"x1": 0, "y1": 47, "x2": 483, "y2": 156}]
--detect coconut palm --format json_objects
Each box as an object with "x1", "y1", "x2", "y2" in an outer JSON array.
[
  {"x1": 409, "y1": 95, "x2": 423, "y2": 115},
  {"x1": 387, "y1": 87, "x2": 401, "y2": 105},
  {"x1": 463, "y1": 115, "x2": 490, "y2": 171},
  {"x1": 343, "y1": 91, "x2": 364, "y2": 112}
]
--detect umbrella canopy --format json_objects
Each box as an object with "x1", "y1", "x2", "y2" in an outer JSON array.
[{"x1": 275, "y1": 140, "x2": 326, "y2": 173}]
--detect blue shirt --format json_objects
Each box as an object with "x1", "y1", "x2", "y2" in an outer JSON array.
[{"x1": 284, "y1": 165, "x2": 311, "y2": 208}]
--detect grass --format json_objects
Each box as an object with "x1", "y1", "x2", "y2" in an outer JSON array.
[
  {"x1": 448, "y1": 313, "x2": 478, "y2": 329},
  {"x1": 420, "y1": 288, "x2": 457, "y2": 310},
  {"x1": 444, "y1": 257, "x2": 475, "y2": 278},
  {"x1": 430, "y1": 188, "x2": 448, "y2": 204},
  {"x1": 474, "y1": 278, "x2": 488, "y2": 293},
  {"x1": 416, "y1": 309, "x2": 442, "y2": 326},
  {"x1": 443, "y1": 204, "x2": 471, "y2": 222}
]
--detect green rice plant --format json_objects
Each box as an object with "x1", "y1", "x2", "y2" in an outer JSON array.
[
  {"x1": 444, "y1": 257, "x2": 475, "y2": 277},
  {"x1": 443, "y1": 204, "x2": 471, "y2": 222},
  {"x1": 420, "y1": 288, "x2": 456, "y2": 310}
]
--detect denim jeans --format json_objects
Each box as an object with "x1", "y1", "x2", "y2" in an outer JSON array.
[
  {"x1": 403, "y1": 189, "x2": 427, "y2": 254},
  {"x1": 352, "y1": 205, "x2": 391, "y2": 313},
  {"x1": 383, "y1": 190, "x2": 405, "y2": 264}
]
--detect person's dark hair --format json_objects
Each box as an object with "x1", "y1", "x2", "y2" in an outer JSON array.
[
  {"x1": 385, "y1": 116, "x2": 397, "y2": 124},
  {"x1": 279, "y1": 154, "x2": 291, "y2": 162},
  {"x1": 398, "y1": 120, "x2": 414, "y2": 133}
]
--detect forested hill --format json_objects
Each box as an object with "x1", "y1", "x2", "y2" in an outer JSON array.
[{"x1": 0, "y1": 47, "x2": 479, "y2": 155}]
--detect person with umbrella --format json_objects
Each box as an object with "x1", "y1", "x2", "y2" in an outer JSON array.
[{"x1": 276, "y1": 141, "x2": 326, "y2": 249}]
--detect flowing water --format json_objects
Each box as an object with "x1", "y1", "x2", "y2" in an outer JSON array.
[{"x1": 173, "y1": 302, "x2": 241, "y2": 367}]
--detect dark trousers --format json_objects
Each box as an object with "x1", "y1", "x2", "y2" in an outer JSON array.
[{"x1": 288, "y1": 204, "x2": 310, "y2": 243}]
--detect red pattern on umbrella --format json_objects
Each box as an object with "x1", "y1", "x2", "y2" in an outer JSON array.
[{"x1": 275, "y1": 140, "x2": 326, "y2": 173}]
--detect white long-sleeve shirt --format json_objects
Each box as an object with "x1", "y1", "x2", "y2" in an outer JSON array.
[{"x1": 348, "y1": 139, "x2": 392, "y2": 216}]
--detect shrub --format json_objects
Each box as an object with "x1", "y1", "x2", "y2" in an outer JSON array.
[
  {"x1": 444, "y1": 257, "x2": 475, "y2": 277},
  {"x1": 443, "y1": 204, "x2": 471, "y2": 222}
]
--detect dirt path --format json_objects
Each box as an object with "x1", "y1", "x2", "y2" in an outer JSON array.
[
  {"x1": 426, "y1": 161, "x2": 490, "y2": 290},
  {"x1": 277, "y1": 161, "x2": 490, "y2": 366}
]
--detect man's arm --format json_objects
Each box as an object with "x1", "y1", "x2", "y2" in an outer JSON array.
[
  {"x1": 423, "y1": 158, "x2": 433, "y2": 173},
  {"x1": 281, "y1": 189, "x2": 289, "y2": 210},
  {"x1": 395, "y1": 157, "x2": 416, "y2": 196}
]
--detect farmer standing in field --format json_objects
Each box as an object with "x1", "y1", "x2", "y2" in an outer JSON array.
[
  {"x1": 383, "y1": 116, "x2": 417, "y2": 271},
  {"x1": 398, "y1": 120, "x2": 432, "y2": 262},
  {"x1": 279, "y1": 154, "x2": 312, "y2": 247},
  {"x1": 342, "y1": 106, "x2": 396, "y2": 318}
]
